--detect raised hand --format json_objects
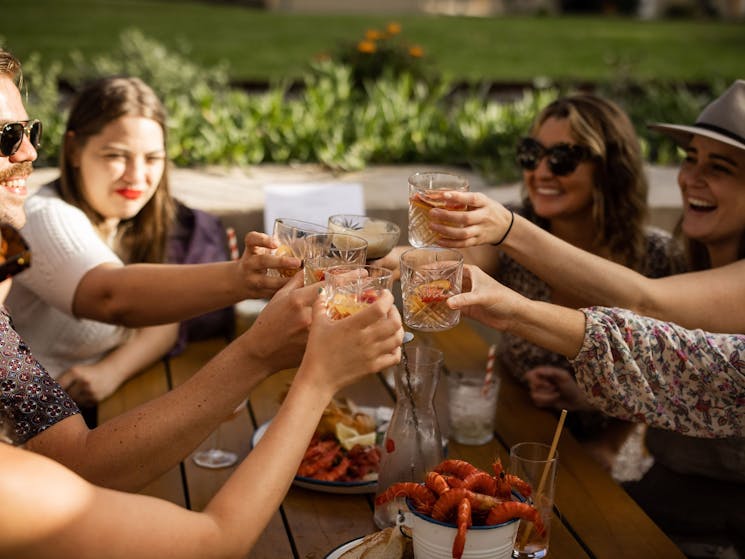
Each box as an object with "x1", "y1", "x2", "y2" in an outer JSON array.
[
  {"x1": 243, "y1": 272, "x2": 317, "y2": 372},
  {"x1": 237, "y1": 231, "x2": 302, "y2": 299},
  {"x1": 447, "y1": 264, "x2": 521, "y2": 330},
  {"x1": 427, "y1": 191, "x2": 514, "y2": 247},
  {"x1": 298, "y1": 289, "x2": 403, "y2": 397}
]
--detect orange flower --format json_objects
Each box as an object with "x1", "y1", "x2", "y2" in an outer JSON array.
[
  {"x1": 386, "y1": 22, "x2": 402, "y2": 35},
  {"x1": 365, "y1": 29, "x2": 383, "y2": 41},
  {"x1": 409, "y1": 45, "x2": 424, "y2": 58},
  {"x1": 357, "y1": 40, "x2": 377, "y2": 54}
]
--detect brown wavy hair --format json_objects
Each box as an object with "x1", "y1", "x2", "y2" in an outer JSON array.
[
  {"x1": 521, "y1": 93, "x2": 649, "y2": 270},
  {"x1": 57, "y1": 76, "x2": 174, "y2": 263}
]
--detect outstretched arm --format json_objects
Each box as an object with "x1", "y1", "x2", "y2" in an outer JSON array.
[
  {"x1": 448, "y1": 265, "x2": 745, "y2": 438},
  {"x1": 0, "y1": 285, "x2": 403, "y2": 559},
  {"x1": 448, "y1": 264, "x2": 587, "y2": 359},
  {"x1": 26, "y1": 273, "x2": 316, "y2": 491},
  {"x1": 73, "y1": 232, "x2": 302, "y2": 327},
  {"x1": 430, "y1": 191, "x2": 745, "y2": 333}
]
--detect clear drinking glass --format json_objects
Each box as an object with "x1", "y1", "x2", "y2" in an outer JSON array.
[
  {"x1": 510, "y1": 442, "x2": 559, "y2": 559},
  {"x1": 193, "y1": 401, "x2": 245, "y2": 469},
  {"x1": 400, "y1": 247, "x2": 463, "y2": 332},
  {"x1": 303, "y1": 232, "x2": 368, "y2": 285},
  {"x1": 324, "y1": 264, "x2": 393, "y2": 320},
  {"x1": 192, "y1": 427, "x2": 238, "y2": 469},
  {"x1": 268, "y1": 217, "x2": 327, "y2": 278},
  {"x1": 327, "y1": 214, "x2": 401, "y2": 260},
  {"x1": 408, "y1": 171, "x2": 469, "y2": 248},
  {"x1": 447, "y1": 369, "x2": 499, "y2": 445}
]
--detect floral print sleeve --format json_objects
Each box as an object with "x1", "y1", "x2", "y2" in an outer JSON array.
[
  {"x1": 0, "y1": 309, "x2": 79, "y2": 444},
  {"x1": 570, "y1": 307, "x2": 745, "y2": 438}
]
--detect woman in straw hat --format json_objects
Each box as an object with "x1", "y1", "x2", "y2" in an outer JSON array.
[{"x1": 437, "y1": 79, "x2": 745, "y2": 559}]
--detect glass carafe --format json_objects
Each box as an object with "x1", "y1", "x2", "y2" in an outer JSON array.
[{"x1": 374, "y1": 344, "x2": 444, "y2": 529}]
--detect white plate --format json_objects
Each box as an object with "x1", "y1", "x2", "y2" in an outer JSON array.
[
  {"x1": 324, "y1": 536, "x2": 365, "y2": 559},
  {"x1": 251, "y1": 406, "x2": 392, "y2": 495}
]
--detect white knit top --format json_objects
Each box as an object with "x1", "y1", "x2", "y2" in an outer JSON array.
[{"x1": 6, "y1": 186, "x2": 129, "y2": 378}]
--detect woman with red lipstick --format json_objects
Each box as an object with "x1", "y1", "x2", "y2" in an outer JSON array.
[
  {"x1": 433, "y1": 80, "x2": 745, "y2": 558},
  {"x1": 4, "y1": 76, "x2": 290, "y2": 413}
]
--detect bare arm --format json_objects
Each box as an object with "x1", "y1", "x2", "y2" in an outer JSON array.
[
  {"x1": 57, "y1": 323, "x2": 179, "y2": 406},
  {"x1": 72, "y1": 232, "x2": 302, "y2": 327},
  {"x1": 25, "y1": 273, "x2": 317, "y2": 491},
  {"x1": 431, "y1": 191, "x2": 745, "y2": 333},
  {"x1": 0, "y1": 289, "x2": 403, "y2": 559},
  {"x1": 448, "y1": 265, "x2": 587, "y2": 359}
]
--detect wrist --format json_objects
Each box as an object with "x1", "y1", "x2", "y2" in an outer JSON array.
[{"x1": 491, "y1": 209, "x2": 515, "y2": 246}]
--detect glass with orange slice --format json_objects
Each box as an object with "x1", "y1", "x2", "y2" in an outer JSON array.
[
  {"x1": 303, "y1": 232, "x2": 368, "y2": 286},
  {"x1": 268, "y1": 217, "x2": 328, "y2": 278},
  {"x1": 324, "y1": 265, "x2": 393, "y2": 320},
  {"x1": 400, "y1": 247, "x2": 463, "y2": 331},
  {"x1": 408, "y1": 171, "x2": 469, "y2": 247}
]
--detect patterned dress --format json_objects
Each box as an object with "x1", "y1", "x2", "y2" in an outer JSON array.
[
  {"x1": 0, "y1": 308, "x2": 79, "y2": 444},
  {"x1": 495, "y1": 217, "x2": 685, "y2": 439}
]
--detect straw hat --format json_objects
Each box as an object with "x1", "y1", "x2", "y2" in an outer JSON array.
[{"x1": 648, "y1": 79, "x2": 745, "y2": 152}]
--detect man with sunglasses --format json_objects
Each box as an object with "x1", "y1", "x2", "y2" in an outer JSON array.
[{"x1": 0, "y1": 47, "x2": 325, "y2": 491}]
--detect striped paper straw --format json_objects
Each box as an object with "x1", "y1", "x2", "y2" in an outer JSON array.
[
  {"x1": 226, "y1": 227, "x2": 239, "y2": 261},
  {"x1": 482, "y1": 343, "x2": 497, "y2": 396}
]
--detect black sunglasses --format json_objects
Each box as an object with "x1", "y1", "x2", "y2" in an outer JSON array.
[
  {"x1": 0, "y1": 119, "x2": 42, "y2": 157},
  {"x1": 516, "y1": 137, "x2": 593, "y2": 176},
  {"x1": 0, "y1": 224, "x2": 31, "y2": 281}
]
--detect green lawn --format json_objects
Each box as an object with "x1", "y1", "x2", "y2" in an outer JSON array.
[{"x1": 2, "y1": 0, "x2": 743, "y2": 83}]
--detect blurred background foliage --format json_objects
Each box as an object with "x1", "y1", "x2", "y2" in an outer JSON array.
[{"x1": 7, "y1": 26, "x2": 718, "y2": 183}]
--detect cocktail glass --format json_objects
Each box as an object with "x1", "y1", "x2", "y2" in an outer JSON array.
[
  {"x1": 324, "y1": 264, "x2": 393, "y2": 320},
  {"x1": 408, "y1": 172, "x2": 469, "y2": 248},
  {"x1": 268, "y1": 217, "x2": 328, "y2": 278},
  {"x1": 400, "y1": 247, "x2": 463, "y2": 332},
  {"x1": 327, "y1": 214, "x2": 401, "y2": 260},
  {"x1": 303, "y1": 232, "x2": 368, "y2": 285}
]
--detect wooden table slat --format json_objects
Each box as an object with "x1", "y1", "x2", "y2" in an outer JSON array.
[{"x1": 99, "y1": 319, "x2": 686, "y2": 559}]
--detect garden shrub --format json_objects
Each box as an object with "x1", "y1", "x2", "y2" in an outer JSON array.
[{"x1": 5, "y1": 29, "x2": 711, "y2": 184}]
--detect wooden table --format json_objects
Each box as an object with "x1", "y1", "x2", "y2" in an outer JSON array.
[{"x1": 99, "y1": 319, "x2": 685, "y2": 559}]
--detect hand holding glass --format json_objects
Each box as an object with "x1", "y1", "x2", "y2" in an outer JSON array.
[
  {"x1": 408, "y1": 171, "x2": 469, "y2": 247},
  {"x1": 268, "y1": 218, "x2": 327, "y2": 278}
]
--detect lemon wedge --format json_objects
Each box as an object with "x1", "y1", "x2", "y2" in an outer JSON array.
[{"x1": 336, "y1": 422, "x2": 376, "y2": 451}]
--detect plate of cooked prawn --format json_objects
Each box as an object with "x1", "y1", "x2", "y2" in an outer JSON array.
[{"x1": 251, "y1": 398, "x2": 392, "y2": 494}]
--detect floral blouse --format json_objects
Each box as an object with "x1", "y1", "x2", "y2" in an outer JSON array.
[
  {"x1": 572, "y1": 307, "x2": 745, "y2": 439},
  {"x1": 0, "y1": 308, "x2": 79, "y2": 444}
]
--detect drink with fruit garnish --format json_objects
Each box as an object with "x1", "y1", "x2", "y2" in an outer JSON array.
[
  {"x1": 303, "y1": 232, "x2": 368, "y2": 285},
  {"x1": 268, "y1": 218, "x2": 328, "y2": 278},
  {"x1": 324, "y1": 265, "x2": 393, "y2": 320},
  {"x1": 408, "y1": 172, "x2": 469, "y2": 247},
  {"x1": 400, "y1": 247, "x2": 463, "y2": 332}
]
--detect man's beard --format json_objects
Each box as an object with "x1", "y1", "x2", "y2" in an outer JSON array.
[{"x1": 0, "y1": 160, "x2": 33, "y2": 182}]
